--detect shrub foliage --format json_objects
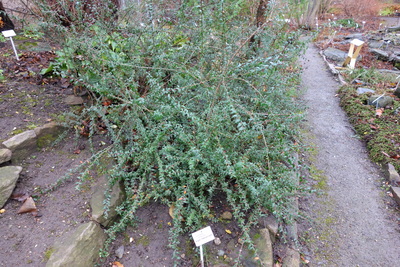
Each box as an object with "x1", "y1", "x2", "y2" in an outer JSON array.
[{"x1": 41, "y1": 0, "x2": 306, "y2": 260}]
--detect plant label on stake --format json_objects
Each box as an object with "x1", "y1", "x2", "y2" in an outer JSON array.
[
  {"x1": 2, "y1": 30, "x2": 19, "y2": 61},
  {"x1": 191, "y1": 226, "x2": 215, "y2": 267}
]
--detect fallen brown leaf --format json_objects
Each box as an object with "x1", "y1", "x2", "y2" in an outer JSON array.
[
  {"x1": 17, "y1": 197, "x2": 37, "y2": 214},
  {"x1": 112, "y1": 262, "x2": 124, "y2": 267},
  {"x1": 11, "y1": 192, "x2": 29, "y2": 202},
  {"x1": 375, "y1": 108, "x2": 384, "y2": 117}
]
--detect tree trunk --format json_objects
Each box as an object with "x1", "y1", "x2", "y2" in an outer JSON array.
[
  {"x1": 255, "y1": 0, "x2": 269, "y2": 27},
  {"x1": 305, "y1": 0, "x2": 322, "y2": 27},
  {"x1": 249, "y1": 0, "x2": 270, "y2": 49}
]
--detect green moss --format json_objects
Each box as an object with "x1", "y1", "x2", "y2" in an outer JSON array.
[
  {"x1": 43, "y1": 247, "x2": 55, "y2": 262},
  {"x1": 310, "y1": 165, "x2": 329, "y2": 191},
  {"x1": 11, "y1": 129, "x2": 25, "y2": 135},
  {"x1": 37, "y1": 133, "x2": 59, "y2": 148},
  {"x1": 18, "y1": 41, "x2": 39, "y2": 50},
  {"x1": 136, "y1": 235, "x2": 150, "y2": 247}
]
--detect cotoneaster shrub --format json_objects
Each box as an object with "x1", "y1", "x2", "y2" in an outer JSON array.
[{"x1": 40, "y1": 0, "x2": 307, "y2": 263}]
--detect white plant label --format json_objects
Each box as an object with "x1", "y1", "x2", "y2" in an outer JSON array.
[
  {"x1": 2, "y1": 30, "x2": 16, "y2": 38},
  {"x1": 192, "y1": 226, "x2": 215, "y2": 247}
]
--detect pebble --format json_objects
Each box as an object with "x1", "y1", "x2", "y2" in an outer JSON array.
[
  {"x1": 221, "y1": 211, "x2": 232, "y2": 220},
  {"x1": 115, "y1": 245, "x2": 124, "y2": 259},
  {"x1": 217, "y1": 250, "x2": 225, "y2": 256},
  {"x1": 214, "y1": 237, "x2": 221, "y2": 245}
]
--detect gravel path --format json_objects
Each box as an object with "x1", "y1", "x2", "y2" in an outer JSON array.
[{"x1": 300, "y1": 44, "x2": 400, "y2": 266}]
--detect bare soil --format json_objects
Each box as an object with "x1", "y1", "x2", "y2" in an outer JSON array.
[{"x1": 0, "y1": 37, "x2": 266, "y2": 267}]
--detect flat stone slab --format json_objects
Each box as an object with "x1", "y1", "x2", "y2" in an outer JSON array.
[
  {"x1": 357, "y1": 87, "x2": 375, "y2": 95},
  {"x1": 34, "y1": 122, "x2": 66, "y2": 148},
  {"x1": 91, "y1": 176, "x2": 125, "y2": 227},
  {"x1": 282, "y1": 247, "x2": 300, "y2": 267},
  {"x1": 2, "y1": 130, "x2": 37, "y2": 161},
  {"x1": 0, "y1": 148, "x2": 12, "y2": 164},
  {"x1": 0, "y1": 166, "x2": 23, "y2": 208},
  {"x1": 368, "y1": 95, "x2": 393, "y2": 108},
  {"x1": 391, "y1": 187, "x2": 400, "y2": 206},
  {"x1": 254, "y1": 228, "x2": 273, "y2": 267},
  {"x1": 370, "y1": 49, "x2": 390, "y2": 61},
  {"x1": 46, "y1": 221, "x2": 106, "y2": 267},
  {"x1": 324, "y1": 47, "x2": 348, "y2": 62},
  {"x1": 386, "y1": 163, "x2": 400, "y2": 185}
]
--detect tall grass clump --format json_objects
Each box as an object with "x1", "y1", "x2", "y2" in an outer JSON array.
[{"x1": 38, "y1": 0, "x2": 307, "y2": 261}]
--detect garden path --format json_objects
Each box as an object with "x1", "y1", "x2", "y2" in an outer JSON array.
[{"x1": 299, "y1": 44, "x2": 400, "y2": 266}]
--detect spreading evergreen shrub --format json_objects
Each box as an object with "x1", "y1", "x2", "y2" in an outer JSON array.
[{"x1": 41, "y1": 0, "x2": 306, "y2": 262}]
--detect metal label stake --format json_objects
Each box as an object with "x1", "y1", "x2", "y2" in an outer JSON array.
[
  {"x1": 191, "y1": 226, "x2": 215, "y2": 267},
  {"x1": 2, "y1": 30, "x2": 19, "y2": 61}
]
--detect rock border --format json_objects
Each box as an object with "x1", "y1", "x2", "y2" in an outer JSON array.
[{"x1": 1, "y1": 123, "x2": 302, "y2": 266}]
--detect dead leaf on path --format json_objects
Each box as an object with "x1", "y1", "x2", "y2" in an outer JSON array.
[
  {"x1": 375, "y1": 108, "x2": 384, "y2": 117},
  {"x1": 112, "y1": 262, "x2": 124, "y2": 267},
  {"x1": 390, "y1": 154, "x2": 400, "y2": 159},
  {"x1": 0, "y1": 209, "x2": 5, "y2": 214},
  {"x1": 370, "y1": 124, "x2": 378, "y2": 130},
  {"x1": 225, "y1": 229, "x2": 232, "y2": 234},
  {"x1": 11, "y1": 192, "x2": 29, "y2": 202},
  {"x1": 17, "y1": 197, "x2": 37, "y2": 214},
  {"x1": 301, "y1": 255, "x2": 310, "y2": 264}
]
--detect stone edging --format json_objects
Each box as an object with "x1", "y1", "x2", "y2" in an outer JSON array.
[{"x1": 0, "y1": 121, "x2": 302, "y2": 266}]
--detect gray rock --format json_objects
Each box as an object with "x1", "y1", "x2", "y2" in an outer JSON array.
[
  {"x1": 282, "y1": 248, "x2": 300, "y2": 267},
  {"x1": 254, "y1": 229, "x2": 273, "y2": 267},
  {"x1": 388, "y1": 26, "x2": 400, "y2": 32},
  {"x1": 91, "y1": 170, "x2": 126, "y2": 227},
  {"x1": 2, "y1": 130, "x2": 37, "y2": 161},
  {"x1": 324, "y1": 47, "x2": 362, "y2": 62},
  {"x1": 217, "y1": 250, "x2": 225, "y2": 256},
  {"x1": 221, "y1": 211, "x2": 232, "y2": 220},
  {"x1": 368, "y1": 41, "x2": 383, "y2": 49},
  {"x1": 394, "y1": 107, "x2": 400, "y2": 115},
  {"x1": 34, "y1": 122, "x2": 66, "y2": 148},
  {"x1": 323, "y1": 47, "x2": 348, "y2": 62},
  {"x1": 391, "y1": 187, "x2": 400, "y2": 206},
  {"x1": 0, "y1": 166, "x2": 23, "y2": 208},
  {"x1": 46, "y1": 222, "x2": 106, "y2": 267},
  {"x1": 0, "y1": 148, "x2": 12, "y2": 164},
  {"x1": 64, "y1": 95, "x2": 84, "y2": 105},
  {"x1": 378, "y1": 69, "x2": 400, "y2": 75},
  {"x1": 264, "y1": 215, "x2": 279, "y2": 242},
  {"x1": 214, "y1": 237, "x2": 221, "y2": 245},
  {"x1": 344, "y1": 33, "x2": 364, "y2": 40},
  {"x1": 370, "y1": 49, "x2": 390, "y2": 61},
  {"x1": 394, "y1": 86, "x2": 400, "y2": 98},
  {"x1": 391, "y1": 55, "x2": 400, "y2": 63},
  {"x1": 357, "y1": 87, "x2": 375, "y2": 95},
  {"x1": 385, "y1": 163, "x2": 400, "y2": 185},
  {"x1": 115, "y1": 245, "x2": 124, "y2": 259},
  {"x1": 368, "y1": 95, "x2": 393, "y2": 108}
]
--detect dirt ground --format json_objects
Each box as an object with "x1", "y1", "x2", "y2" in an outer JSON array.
[
  {"x1": 298, "y1": 44, "x2": 400, "y2": 266},
  {"x1": 0, "y1": 36, "x2": 267, "y2": 267},
  {"x1": 2, "y1": 13, "x2": 400, "y2": 267}
]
